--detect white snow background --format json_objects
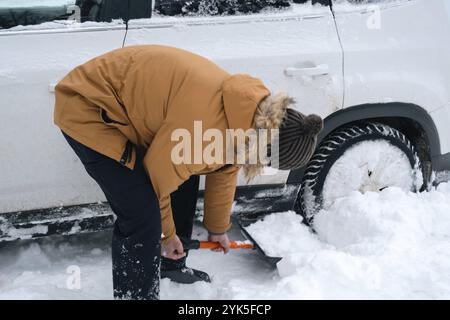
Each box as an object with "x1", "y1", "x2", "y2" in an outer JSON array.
[{"x1": 0, "y1": 182, "x2": 449, "y2": 299}]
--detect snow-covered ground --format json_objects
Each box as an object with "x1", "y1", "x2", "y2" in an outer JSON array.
[{"x1": 1, "y1": 182, "x2": 449, "y2": 300}]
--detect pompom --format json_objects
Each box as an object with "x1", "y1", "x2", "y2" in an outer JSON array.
[{"x1": 302, "y1": 114, "x2": 323, "y2": 136}]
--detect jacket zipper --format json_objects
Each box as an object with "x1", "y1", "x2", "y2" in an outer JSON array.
[{"x1": 120, "y1": 141, "x2": 133, "y2": 165}]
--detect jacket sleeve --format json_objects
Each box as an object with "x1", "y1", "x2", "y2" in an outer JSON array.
[
  {"x1": 203, "y1": 165, "x2": 240, "y2": 234},
  {"x1": 143, "y1": 124, "x2": 195, "y2": 243}
]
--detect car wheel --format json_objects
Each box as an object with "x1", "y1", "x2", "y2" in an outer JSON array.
[{"x1": 296, "y1": 122, "x2": 423, "y2": 225}]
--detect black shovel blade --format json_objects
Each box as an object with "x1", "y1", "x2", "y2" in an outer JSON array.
[{"x1": 237, "y1": 220, "x2": 282, "y2": 268}]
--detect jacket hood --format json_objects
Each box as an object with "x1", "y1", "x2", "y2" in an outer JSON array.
[
  {"x1": 243, "y1": 92, "x2": 294, "y2": 181},
  {"x1": 222, "y1": 74, "x2": 270, "y2": 131},
  {"x1": 222, "y1": 74, "x2": 294, "y2": 182}
]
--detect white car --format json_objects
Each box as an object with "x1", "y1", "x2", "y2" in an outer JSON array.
[{"x1": 0, "y1": 0, "x2": 449, "y2": 249}]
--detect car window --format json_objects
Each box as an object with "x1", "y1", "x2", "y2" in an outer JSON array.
[
  {"x1": 0, "y1": 0, "x2": 75, "y2": 29},
  {"x1": 0, "y1": 0, "x2": 140, "y2": 30},
  {"x1": 154, "y1": 0, "x2": 296, "y2": 16}
]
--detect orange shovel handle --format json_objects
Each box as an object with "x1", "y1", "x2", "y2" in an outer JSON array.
[{"x1": 198, "y1": 241, "x2": 254, "y2": 250}]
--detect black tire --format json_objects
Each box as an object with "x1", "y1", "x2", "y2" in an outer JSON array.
[{"x1": 295, "y1": 122, "x2": 422, "y2": 225}]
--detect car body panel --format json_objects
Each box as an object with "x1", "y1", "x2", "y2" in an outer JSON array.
[
  {"x1": 333, "y1": 0, "x2": 450, "y2": 153},
  {"x1": 430, "y1": 103, "x2": 450, "y2": 158},
  {"x1": 0, "y1": 25, "x2": 126, "y2": 213}
]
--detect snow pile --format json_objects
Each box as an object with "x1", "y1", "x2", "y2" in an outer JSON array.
[
  {"x1": 245, "y1": 183, "x2": 450, "y2": 299},
  {"x1": 0, "y1": 233, "x2": 112, "y2": 299},
  {"x1": 244, "y1": 211, "x2": 322, "y2": 257}
]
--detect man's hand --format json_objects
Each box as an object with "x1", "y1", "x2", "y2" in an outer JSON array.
[
  {"x1": 161, "y1": 235, "x2": 186, "y2": 260},
  {"x1": 208, "y1": 233, "x2": 230, "y2": 254}
]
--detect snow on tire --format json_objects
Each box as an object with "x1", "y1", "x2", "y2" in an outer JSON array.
[{"x1": 297, "y1": 122, "x2": 423, "y2": 225}]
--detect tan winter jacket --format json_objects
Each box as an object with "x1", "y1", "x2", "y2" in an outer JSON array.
[{"x1": 54, "y1": 45, "x2": 275, "y2": 242}]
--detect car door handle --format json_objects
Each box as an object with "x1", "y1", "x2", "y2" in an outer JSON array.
[{"x1": 284, "y1": 64, "x2": 329, "y2": 77}]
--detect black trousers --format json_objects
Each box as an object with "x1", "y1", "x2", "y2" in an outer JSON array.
[{"x1": 62, "y1": 132, "x2": 199, "y2": 300}]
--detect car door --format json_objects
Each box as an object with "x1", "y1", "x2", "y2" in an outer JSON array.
[
  {"x1": 124, "y1": 0, "x2": 343, "y2": 188},
  {"x1": 0, "y1": 0, "x2": 129, "y2": 214},
  {"x1": 331, "y1": 0, "x2": 450, "y2": 112}
]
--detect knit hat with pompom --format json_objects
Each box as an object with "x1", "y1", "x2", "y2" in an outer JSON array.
[{"x1": 276, "y1": 108, "x2": 323, "y2": 170}]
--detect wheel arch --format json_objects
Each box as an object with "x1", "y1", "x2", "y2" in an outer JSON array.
[{"x1": 287, "y1": 102, "x2": 441, "y2": 184}]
